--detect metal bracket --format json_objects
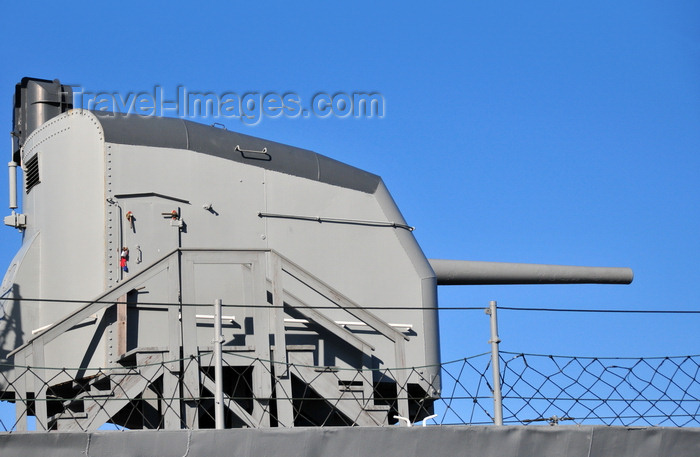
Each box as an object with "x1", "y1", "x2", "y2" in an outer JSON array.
[{"x1": 4, "y1": 212, "x2": 26, "y2": 229}]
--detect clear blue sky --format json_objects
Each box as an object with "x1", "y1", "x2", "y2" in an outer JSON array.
[{"x1": 0, "y1": 1, "x2": 698, "y2": 364}]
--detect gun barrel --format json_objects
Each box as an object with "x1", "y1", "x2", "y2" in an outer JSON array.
[{"x1": 429, "y1": 259, "x2": 633, "y2": 285}]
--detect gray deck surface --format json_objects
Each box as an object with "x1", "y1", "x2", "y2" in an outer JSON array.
[{"x1": 1, "y1": 425, "x2": 699, "y2": 457}]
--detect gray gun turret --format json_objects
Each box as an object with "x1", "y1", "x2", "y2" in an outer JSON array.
[{"x1": 0, "y1": 77, "x2": 634, "y2": 431}]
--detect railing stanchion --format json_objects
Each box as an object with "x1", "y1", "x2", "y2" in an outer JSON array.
[
  {"x1": 486, "y1": 300, "x2": 503, "y2": 425},
  {"x1": 214, "y1": 298, "x2": 225, "y2": 429}
]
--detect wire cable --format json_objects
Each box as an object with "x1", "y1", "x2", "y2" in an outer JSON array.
[{"x1": 1, "y1": 296, "x2": 700, "y2": 314}]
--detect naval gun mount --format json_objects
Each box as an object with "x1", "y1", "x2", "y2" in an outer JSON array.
[{"x1": 0, "y1": 77, "x2": 631, "y2": 431}]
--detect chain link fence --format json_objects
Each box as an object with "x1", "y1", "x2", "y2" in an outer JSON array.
[
  {"x1": 1, "y1": 350, "x2": 698, "y2": 431},
  {"x1": 437, "y1": 352, "x2": 700, "y2": 427}
]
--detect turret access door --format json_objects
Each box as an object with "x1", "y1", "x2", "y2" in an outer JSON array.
[{"x1": 112, "y1": 194, "x2": 187, "y2": 280}]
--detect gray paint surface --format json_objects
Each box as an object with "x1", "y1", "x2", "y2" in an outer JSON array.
[
  {"x1": 95, "y1": 112, "x2": 381, "y2": 194},
  {"x1": 1, "y1": 426, "x2": 699, "y2": 457}
]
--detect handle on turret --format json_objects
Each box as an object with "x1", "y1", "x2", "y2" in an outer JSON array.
[{"x1": 428, "y1": 259, "x2": 633, "y2": 285}]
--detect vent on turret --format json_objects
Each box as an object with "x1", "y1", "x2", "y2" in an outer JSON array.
[{"x1": 25, "y1": 154, "x2": 40, "y2": 193}]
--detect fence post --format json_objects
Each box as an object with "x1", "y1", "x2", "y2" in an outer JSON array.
[
  {"x1": 213, "y1": 298, "x2": 225, "y2": 429},
  {"x1": 486, "y1": 300, "x2": 503, "y2": 425}
]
